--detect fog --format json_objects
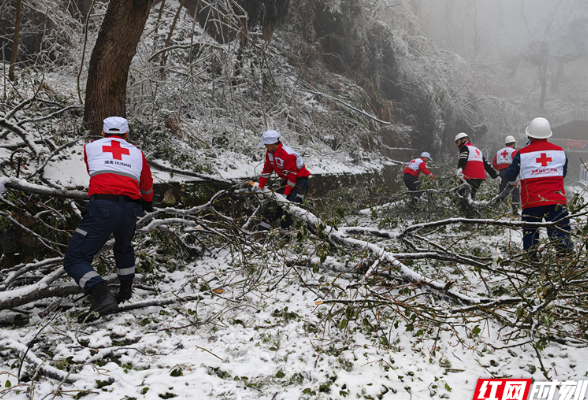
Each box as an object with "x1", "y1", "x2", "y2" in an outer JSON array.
[
  {"x1": 407, "y1": 0, "x2": 588, "y2": 180},
  {"x1": 411, "y1": 0, "x2": 588, "y2": 120}
]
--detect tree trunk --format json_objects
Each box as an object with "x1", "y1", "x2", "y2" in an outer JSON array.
[
  {"x1": 8, "y1": 0, "x2": 22, "y2": 81},
  {"x1": 83, "y1": 0, "x2": 154, "y2": 135},
  {"x1": 551, "y1": 60, "x2": 564, "y2": 93},
  {"x1": 539, "y1": 64, "x2": 547, "y2": 110},
  {"x1": 160, "y1": 0, "x2": 187, "y2": 78}
]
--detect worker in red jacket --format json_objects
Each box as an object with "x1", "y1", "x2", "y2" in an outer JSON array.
[
  {"x1": 492, "y1": 135, "x2": 520, "y2": 214},
  {"x1": 454, "y1": 132, "x2": 499, "y2": 218},
  {"x1": 403, "y1": 152, "x2": 434, "y2": 208},
  {"x1": 252, "y1": 130, "x2": 310, "y2": 236},
  {"x1": 64, "y1": 117, "x2": 154, "y2": 322},
  {"x1": 505, "y1": 117, "x2": 573, "y2": 260}
]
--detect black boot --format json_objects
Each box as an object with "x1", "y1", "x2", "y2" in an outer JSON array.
[
  {"x1": 78, "y1": 281, "x2": 118, "y2": 323},
  {"x1": 115, "y1": 279, "x2": 133, "y2": 303}
]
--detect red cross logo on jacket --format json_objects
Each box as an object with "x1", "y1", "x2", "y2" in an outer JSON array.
[
  {"x1": 103, "y1": 141, "x2": 130, "y2": 160},
  {"x1": 536, "y1": 153, "x2": 552, "y2": 167}
]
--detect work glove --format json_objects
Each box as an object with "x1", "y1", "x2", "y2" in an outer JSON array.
[
  {"x1": 142, "y1": 200, "x2": 154, "y2": 213},
  {"x1": 430, "y1": 175, "x2": 435, "y2": 180},
  {"x1": 456, "y1": 168, "x2": 464, "y2": 178},
  {"x1": 247, "y1": 181, "x2": 256, "y2": 187},
  {"x1": 495, "y1": 176, "x2": 502, "y2": 185},
  {"x1": 508, "y1": 178, "x2": 519, "y2": 187}
]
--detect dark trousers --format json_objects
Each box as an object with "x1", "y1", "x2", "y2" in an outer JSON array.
[
  {"x1": 498, "y1": 169, "x2": 520, "y2": 211},
  {"x1": 63, "y1": 196, "x2": 142, "y2": 292},
  {"x1": 403, "y1": 174, "x2": 421, "y2": 205},
  {"x1": 258, "y1": 177, "x2": 310, "y2": 231},
  {"x1": 522, "y1": 204, "x2": 573, "y2": 258},
  {"x1": 458, "y1": 178, "x2": 483, "y2": 218}
]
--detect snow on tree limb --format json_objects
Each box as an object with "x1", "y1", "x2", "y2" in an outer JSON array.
[
  {"x1": 0, "y1": 267, "x2": 67, "y2": 311},
  {"x1": 2, "y1": 177, "x2": 88, "y2": 200},
  {"x1": 147, "y1": 159, "x2": 234, "y2": 185},
  {"x1": 251, "y1": 187, "x2": 488, "y2": 305}
]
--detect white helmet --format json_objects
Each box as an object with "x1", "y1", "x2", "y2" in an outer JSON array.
[
  {"x1": 454, "y1": 132, "x2": 469, "y2": 142},
  {"x1": 505, "y1": 135, "x2": 516, "y2": 144},
  {"x1": 525, "y1": 117, "x2": 552, "y2": 139}
]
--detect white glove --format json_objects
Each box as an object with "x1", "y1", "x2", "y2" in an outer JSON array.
[
  {"x1": 257, "y1": 185, "x2": 270, "y2": 200},
  {"x1": 0, "y1": 177, "x2": 8, "y2": 194},
  {"x1": 495, "y1": 176, "x2": 502, "y2": 185},
  {"x1": 508, "y1": 178, "x2": 519, "y2": 186},
  {"x1": 456, "y1": 168, "x2": 464, "y2": 178}
]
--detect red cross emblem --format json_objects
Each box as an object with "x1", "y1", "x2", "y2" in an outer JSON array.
[
  {"x1": 536, "y1": 153, "x2": 552, "y2": 167},
  {"x1": 500, "y1": 150, "x2": 509, "y2": 157},
  {"x1": 102, "y1": 140, "x2": 130, "y2": 160}
]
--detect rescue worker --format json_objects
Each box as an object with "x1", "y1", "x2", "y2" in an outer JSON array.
[
  {"x1": 454, "y1": 132, "x2": 499, "y2": 218},
  {"x1": 250, "y1": 130, "x2": 310, "y2": 237},
  {"x1": 64, "y1": 117, "x2": 154, "y2": 322},
  {"x1": 492, "y1": 135, "x2": 521, "y2": 214},
  {"x1": 403, "y1": 152, "x2": 434, "y2": 208},
  {"x1": 505, "y1": 117, "x2": 573, "y2": 260}
]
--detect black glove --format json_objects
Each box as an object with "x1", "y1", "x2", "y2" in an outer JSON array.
[{"x1": 142, "y1": 200, "x2": 154, "y2": 213}]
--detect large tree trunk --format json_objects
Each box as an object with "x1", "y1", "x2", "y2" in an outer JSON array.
[
  {"x1": 83, "y1": 0, "x2": 153, "y2": 135},
  {"x1": 539, "y1": 64, "x2": 547, "y2": 110},
  {"x1": 8, "y1": 0, "x2": 22, "y2": 81}
]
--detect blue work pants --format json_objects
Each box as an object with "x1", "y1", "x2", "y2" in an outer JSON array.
[
  {"x1": 63, "y1": 197, "x2": 142, "y2": 292},
  {"x1": 259, "y1": 177, "x2": 310, "y2": 231},
  {"x1": 522, "y1": 204, "x2": 573, "y2": 258}
]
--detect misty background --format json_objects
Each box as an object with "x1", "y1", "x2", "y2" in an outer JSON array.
[{"x1": 411, "y1": 0, "x2": 588, "y2": 179}]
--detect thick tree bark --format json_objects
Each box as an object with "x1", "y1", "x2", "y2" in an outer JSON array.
[
  {"x1": 83, "y1": 0, "x2": 153, "y2": 135},
  {"x1": 8, "y1": 0, "x2": 22, "y2": 81}
]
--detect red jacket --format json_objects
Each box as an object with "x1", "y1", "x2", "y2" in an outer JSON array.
[
  {"x1": 84, "y1": 137, "x2": 153, "y2": 201},
  {"x1": 492, "y1": 146, "x2": 517, "y2": 170},
  {"x1": 461, "y1": 143, "x2": 486, "y2": 180},
  {"x1": 403, "y1": 158, "x2": 433, "y2": 178},
  {"x1": 259, "y1": 143, "x2": 310, "y2": 196},
  {"x1": 507, "y1": 140, "x2": 567, "y2": 209}
]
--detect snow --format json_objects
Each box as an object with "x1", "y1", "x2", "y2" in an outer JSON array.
[
  {"x1": 1, "y1": 246, "x2": 587, "y2": 399},
  {"x1": 1, "y1": 1, "x2": 587, "y2": 398}
]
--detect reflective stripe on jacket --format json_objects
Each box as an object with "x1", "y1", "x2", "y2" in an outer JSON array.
[
  {"x1": 505, "y1": 139, "x2": 567, "y2": 209},
  {"x1": 259, "y1": 143, "x2": 311, "y2": 196},
  {"x1": 84, "y1": 137, "x2": 153, "y2": 201}
]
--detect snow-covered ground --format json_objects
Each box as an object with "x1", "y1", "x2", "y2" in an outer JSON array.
[{"x1": 1, "y1": 212, "x2": 587, "y2": 400}]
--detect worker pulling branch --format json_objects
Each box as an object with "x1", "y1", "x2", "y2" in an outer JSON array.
[
  {"x1": 403, "y1": 151, "x2": 434, "y2": 209},
  {"x1": 492, "y1": 135, "x2": 521, "y2": 214},
  {"x1": 454, "y1": 132, "x2": 499, "y2": 218},
  {"x1": 63, "y1": 117, "x2": 154, "y2": 322},
  {"x1": 248, "y1": 130, "x2": 310, "y2": 239}
]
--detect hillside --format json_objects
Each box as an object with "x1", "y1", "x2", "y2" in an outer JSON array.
[{"x1": 1, "y1": 1, "x2": 588, "y2": 399}]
